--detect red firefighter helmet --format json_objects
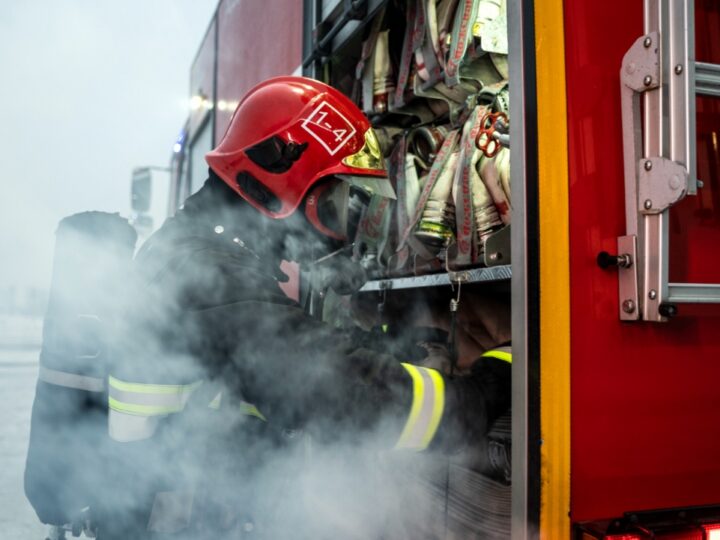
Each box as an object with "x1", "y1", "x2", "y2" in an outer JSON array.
[{"x1": 206, "y1": 76, "x2": 390, "y2": 226}]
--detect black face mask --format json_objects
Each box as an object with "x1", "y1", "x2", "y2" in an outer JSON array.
[{"x1": 309, "y1": 176, "x2": 395, "y2": 241}]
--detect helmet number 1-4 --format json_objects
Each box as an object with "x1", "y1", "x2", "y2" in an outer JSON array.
[{"x1": 301, "y1": 102, "x2": 357, "y2": 156}]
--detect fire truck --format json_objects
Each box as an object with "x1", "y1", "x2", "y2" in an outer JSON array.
[{"x1": 129, "y1": 0, "x2": 720, "y2": 538}]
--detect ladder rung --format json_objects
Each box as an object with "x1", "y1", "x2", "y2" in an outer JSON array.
[
  {"x1": 695, "y1": 62, "x2": 720, "y2": 97},
  {"x1": 667, "y1": 282, "x2": 720, "y2": 303}
]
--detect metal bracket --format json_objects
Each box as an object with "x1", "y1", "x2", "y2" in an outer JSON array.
[
  {"x1": 484, "y1": 224, "x2": 512, "y2": 267},
  {"x1": 621, "y1": 32, "x2": 660, "y2": 93},
  {"x1": 620, "y1": 32, "x2": 661, "y2": 238},
  {"x1": 618, "y1": 235, "x2": 640, "y2": 321},
  {"x1": 637, "y1": 157, "x2": 688, "y2": 214}
]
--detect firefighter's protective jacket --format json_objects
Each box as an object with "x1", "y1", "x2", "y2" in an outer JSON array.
[{"x1": 104, "y1": 174, "x2": 510, "y2": 536}]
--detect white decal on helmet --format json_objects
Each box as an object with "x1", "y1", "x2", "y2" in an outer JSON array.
[{"x1": 301, "y1": 101, "x2": 357, "y2": 156}]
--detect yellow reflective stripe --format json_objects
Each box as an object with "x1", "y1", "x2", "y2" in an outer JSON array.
[
  {"x1": 240, "y1": 402, "x2": 267, "y2": 422},
  {"x1": 108, "y1": 396, "x2": 182, "y2": 416},
  {"x1": 108, "y1": 377, "x2": 201, "y2": 418},
  {"x1": 208, "y1": 392, "x2": 222, "y2": 410},
  {"x1": 108, "y1": 376, "x2": 201, "y2": 395},
  {"x1": 396, "y1": 364, "x2": 424, "y2": 448},
  {"x1": 481, "y1": 349, "x2": 512, "y2": 364},
  {"x1": 395, "y1": 363, "x2": 445, "y2": 451}
]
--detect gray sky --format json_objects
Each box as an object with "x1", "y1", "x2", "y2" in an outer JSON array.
[{"x1": 0, "y1": 1, "x2": 217, "y2": 289}]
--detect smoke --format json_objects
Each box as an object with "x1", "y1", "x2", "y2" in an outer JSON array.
[
  {"x1": 0, "y1": 3, "x2": 511, "y2": 538},
  {"x1": 24, "y1": 176, "x2": 511, "y2": 539},
  {"x1": 0, "y1": 0, "x2": 217, "y2": 291}
]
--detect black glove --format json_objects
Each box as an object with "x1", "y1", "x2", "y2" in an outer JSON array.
[
  {"x1": 432, "y1": 356, "x2": 511, "y2": 453},
  {"x1": 346, "y1": 326, "x2": 449, "y2": 364}
]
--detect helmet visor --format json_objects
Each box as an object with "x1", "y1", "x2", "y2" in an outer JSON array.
[{"x1": 341, "y1": 128, "x2": 386, "y2": 172}]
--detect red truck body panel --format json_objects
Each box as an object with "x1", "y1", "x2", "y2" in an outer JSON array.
[
  {"x1": 214, "y1": 0, "x2": 303, "y2": 143},
  {"x1": 189, "y1": 18, "x2": 217, "y2": 138},
  {"x1": 566, "y1": 0, "x2": 720, "y2": 522}
]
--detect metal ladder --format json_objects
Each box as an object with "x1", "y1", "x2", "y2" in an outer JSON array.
[{"x1": 615, "y1": 0, "x2": 720, "y2": 321}]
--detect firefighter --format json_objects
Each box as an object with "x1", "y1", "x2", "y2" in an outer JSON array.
[{"x1": 102, "y1": 76, "x2": 511, "y2": 539}]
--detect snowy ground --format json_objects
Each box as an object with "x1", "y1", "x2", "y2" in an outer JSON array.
[{"x1": 0, "y1": 315, "x2": 47, "y2": 538}]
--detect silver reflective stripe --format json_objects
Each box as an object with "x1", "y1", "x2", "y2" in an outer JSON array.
[
  {"x1": 395, "y1": 363, "x2": 445, "y2": 451},
  {"x1": 147, "y1": 490, "x2": 194, "y2": 533},
  {"x1": 108, "y1": 409, "x2": 161, "y2": 442},
  {"x1": 402, "y1": 366, "x2": 435, "y2": 449},
  {"x1": 38, "y1": 365, "x2": 105, "y2": 393}
]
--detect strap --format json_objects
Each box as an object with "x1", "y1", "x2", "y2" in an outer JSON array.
[
  {"x1": 207, "y1": 391, "x2": 265, "y2": 420},
  {"x1": 208, "y1": 392, "x2": 222, "y2": 409},
  {"x1": 481, "y1": 346, "x2": 512, "y2": 364},
  {"x1": 239, "y1": 401, "x2": 267, "y2": 422},
  {"x1": 391, "y1": 136, "x2": 409, "y2": 234},
  {"x1": 394, "y1": 0, "x2": 422, "y2": 107},
  {"x1": 371, "y1": 30, "x2": 394, "y2": 113},
  {"x1": 390, "y1": 137, "x2": 412, "y2": 271},
  {"x1": 437, "y1": 0, "x2": 460, "y2": 61},
  {"x1": 414, "y1": 0, "x2": 442, "y2": 84},
  {"x1": 478, "y1": 147, "x2": 511, "y2": 225},
  {"x1": 355, "y1": 8, "x2": 386, "y2": 109},
  {"x1": 445, "y1": 0, "x2": 480, "y2": 86},
  {"x1": 38, "y1": 365, "x2": 105, "y2": 393},
  {"x1": 395, "y1": 363, "x2": 445, "y2": 451},
  {"x1": 453, "y1": 106, "x2": 488, "y2": 264},
  {"x1": 412, "y1": 150, "x2": 460, "y2": 249},
  {"x1": 399, "y1": 129, "x2": 460, "y2": 250}
]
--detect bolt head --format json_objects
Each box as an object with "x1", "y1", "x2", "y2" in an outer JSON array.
[
  {"x1": 643, "y1": 36, "x2": 652, "y2": 48},
  {"x1": 644, "y1": 199, "x2": 653, "y2": 209},
  {"x1": 675, "y1": 64, "x2": 683, "y2": 75},
  {"x1": 214, "y1": 225, "x2": 224, "y2": 234},
  {"x1": 622, "y1": 299, "x2": 636, "y2": 314},
  {"x1": 644, "y1": 160, "x2": 653, "y2": 171},
  {"x1": 643, "y1": 75, "x2": 653, "y2": 86},
  {"x1": 669, "y1": 174, "x2": 682, "y2": 190},
  {"x1": 649, "y1": 289, "x2": 657, "y2": 300}
]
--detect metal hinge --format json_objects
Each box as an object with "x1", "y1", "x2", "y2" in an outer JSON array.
[{"x1": 637, "y1": 157, "x2": 687, "y2": 215}]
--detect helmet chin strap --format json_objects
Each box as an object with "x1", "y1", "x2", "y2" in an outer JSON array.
[{"x1": 303, "y1": 180, "x2": 348, "y2": 241}]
